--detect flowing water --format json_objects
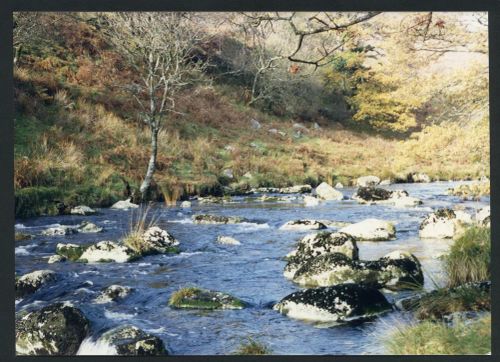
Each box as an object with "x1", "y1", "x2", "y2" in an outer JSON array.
[{"x1": 15, "y1": 181, "x2": 489, "y2": 355}]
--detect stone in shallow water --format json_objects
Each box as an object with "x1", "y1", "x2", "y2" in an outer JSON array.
[
  {"x1": 356, "y1": 176, "x2": 380, "y2": 187},
  {"x1": 56, "y1": 243, "x2": 87, "y2": 261},
  {"x1": 77, "y1": 221, "x2": 103, "y2": 233},
  {"x1": 216, "y1": 236, "x2": 241, "y2": 245},
  {"x1": 111, "y1": 199, "x2": 139, "y2": 210},
  {"x1": 78, "y1": 241, "x2": 136, "y2": 263},
  {"x1": 339, "y1": 219, "x2": 396, "y2": 241},
  {"x1": 303, "y1": 195, "x2": 320, "y2": 206},
  {"x1": 42, "y1": 225, "x2": 78, "y2": 236},
  {"x1": 99, "y1": 325, "x2": 167, "y2": 356},
  {"x1": 419, "y1": 208, "x2": 461, "y2": 239},
  {"x1": 180, "y1": 200, "x2": 191, "y2": 208},
  {"x1": 315, "y1": 182, "x2": 343, "y2": 201},
  {"x1": 15, "y1": 270, "x2": 57, "y2": 298},
  {"x1": 16, "y1": 303, "x2": 90, "y2": 355},
  {"x1": 169, "y1": 287, "x2": 245, "y2": 310},
  {"x1": 274, "y1": 283, "x2": 392, "y2": 323},
  {"x1": 138, "y1": 226, "x2": 180, "y2": 255},
  {"x1": 94, "y1": 285, "x2": 133, "y2": 304},
  {"x1": 48, "y1": 254, "x2": 66, "y2": 264},
  {"x1": 70, "y1": 205, "x2": 96, "y2": 216},
  {"x1": 280, "y1": 220, "x2": 327, "y2": 231},
  {"x1": 192, "y1": 214, "x2": 246, "y2": 224},
  {"x1": 290, "y1": 250, "x2": 423, "y2": 290}
]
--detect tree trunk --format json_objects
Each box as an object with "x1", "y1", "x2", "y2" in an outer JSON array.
[{"x1": 139, "y1": 126, "x2": 159, "y2": 200}]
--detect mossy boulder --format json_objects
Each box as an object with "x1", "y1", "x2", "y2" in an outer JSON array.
[
  {"x1": 15, "y1": 232, "x2": 33, "y2": 242},
  {"x1": 100, "y1": 325, "x2": 167, "y2": 356},
  {"x1": 15, "y1": 270, "x2": 57, "y2": 298},
  {"x1": 123, "y1": 226, "x2": 180, "y2": 256},
  {"x1": 284, "y1": 232, "x2": 358, "y2": 278},
  {"x1": 169, "y1": 287, "x2": 245, "y2": 310},
  {"x1": 273, "y1": 283, "x2": 392, "y2": 323},
  {"x1": 16, "y1": 303, "x2": 90, "y2": 355},
  {"x1": 192, "y1": 214, "x2": 246, "y2": 224}
]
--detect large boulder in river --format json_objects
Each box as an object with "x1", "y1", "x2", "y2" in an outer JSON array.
[
  {"x1": 314, "y1": 182, "x2": 343, "y2": 201},
  {"x1": 169, "y1": 287, "x2": 245, "y2": 310},
  {"x1": 111, "y1": 199, "x2": 139, "y2": 210},
  {"x1": 16, "y1": 303, "x2": 90, "y2": 355},
  {"x1": 100, "y1": 325, "x2": 167, "y2": 356},
  {"x1": 356, "y1": 176, "x2": 380, "y2": 187},
  {"x1": 16, "y1": 270, "x2": 57, "y2": 298},
  {"x1": 290, "y1": 250, "x2": 423, "y2": 290},
  {"x1": 94, "y1": 285, "x2": 133, "y2": 304},
  {"x1": 280, "y1": 220, "x2": 327, "y2": 231},
  {"x1": 70, "y1": 205, "x2": 96, "y2": 216},
  {"x1": 339, "y1": 219, "x2": 396, "y2": 241},
  {"x1": 192, "y1": 214, "x2": 246, "y2": 224},
  {"x1": 419, "y1": 208, "x2": 461, "y2": 239},
  {"x1": 284, "y1": 232, "x2": 358, "y2": 279},
  {"x1": 78, "y1": 241, "x2": 137, "y2": 263},
  {"x1": 273, "y1": 284, "x2": 392, "y2": 323}
]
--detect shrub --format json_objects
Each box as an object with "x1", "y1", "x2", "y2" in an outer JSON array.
[
  {"x1": 15, "y1": 186, "x2": 63, "y2": 218},
  {"x1": 121, "y1": 205, "x2": 159, "y2": 254},
  {"x1": 409, "y1": 284, "x2": 490, "y2": 320},
  {"x1": 384, "y1": 314, "x2": 491, "y2": 355},
  {"x1": 444, "y1": 226, "x2": 490, "y2": 288}
]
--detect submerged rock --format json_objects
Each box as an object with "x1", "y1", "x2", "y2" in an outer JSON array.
[
  {"x1": 94, "y1": 285, "x2": 133, "y2": 304},
  {"x1": 356, "y1": 176, "x2": 380, "y2": 187},
  {"x1": 290, "y1": 250, "x2": 423, "y2": 289},
  {"x1": 216, "y1": 236, "x2": 241, "y2": 245},
  {"x1": 78, "y1": 241, "x2": 137, "y2": 263},
  {"x1": 419, "y1": 208, "x2": 461, "y2": 239},
  {"x1": 169, "y1": 287, "x2": 245, "y2": 310},
  {"x1": 280, "y1": 220, "x2": 327, "y2": 231},
  {"x1": 42, "y1": 225, "x2": 78, "y2": 236},
  {"x1": 284, "y1": 232, "x2": 358, "y2": 279},
  {"x1": 16, "y1": 270, "x2": 57, "y2": 298},
  {"x1": 274, "y1": 284, "x2": 392, "y2": 323},
  {"x1": 70, "y1": 205, "x2": 96, "y2": 216},
  {"x1": 100, "y1": 325, "x2": 167, "y2": 356},
  {"x1": 192, "y1": 214, "x2": 246, "y2": 224},
  {"x1": 16, "y1": 303, "x2": 90, "y2": 355},
  {"x1": 111, "y1": 199, "x2": 139, "y2": 210},
  {"x1": 339, "y1": 219, "x2": 396, "y2": 241},
  {"x1": 315, "y1": 182, "x2": 343, "y2": 201}
]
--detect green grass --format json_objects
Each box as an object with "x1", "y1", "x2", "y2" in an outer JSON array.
[
  {"x1": 444, "y1": 226, "x2": 490, "y2": 288},
  {"x1": 385, "y1": 314, "x2": 491, "y2": 355},
  {"x1": 234, "y1": 339, "x2": 271, "y2": 355}
]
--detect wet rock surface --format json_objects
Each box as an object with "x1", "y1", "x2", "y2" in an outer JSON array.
[
  {"x1": 16, "y1": 303, "x2": 90, "y2": 355},
  {"x1": 16, "y1": 270, "x2": 57, "y2": 298},
  {"x1": 100, "y1": 325, "x2": 167, "y2": 355}
]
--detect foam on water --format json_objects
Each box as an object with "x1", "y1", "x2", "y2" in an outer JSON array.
[
  {"x1": 233, "y1": 222, "x2": 270, "y2": 232},
  {"x1": 77, "y1": 337, "x2": 117, "y2": 355},
  {"x1": 168, "y1": 218, "x2": 193, "y2": 224},
  {"x1": 104, "y1": 310, "x2": 137, "y2": 320}
]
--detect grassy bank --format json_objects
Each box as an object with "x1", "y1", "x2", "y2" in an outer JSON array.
[{"x1": 13, "y1": 15, "x2": 490, "y2": 218}]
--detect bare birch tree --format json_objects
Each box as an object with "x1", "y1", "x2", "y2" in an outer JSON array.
[{"x1": 100, "y1": 12, "x2": 207, "y2": 200}]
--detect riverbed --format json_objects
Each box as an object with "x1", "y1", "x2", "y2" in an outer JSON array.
[{"x1": 15, "y1": 181, "x2": 489, "y2": 355}]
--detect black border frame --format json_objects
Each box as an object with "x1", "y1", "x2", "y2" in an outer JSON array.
[{"x1": 1, "y1": 1, "x2": 499, "y2": 361}]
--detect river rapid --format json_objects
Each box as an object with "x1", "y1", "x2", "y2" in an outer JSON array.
[{"x1": 15, "y1": 181, "x2": 489, "y2": 355}]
